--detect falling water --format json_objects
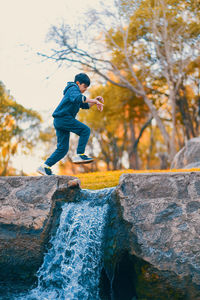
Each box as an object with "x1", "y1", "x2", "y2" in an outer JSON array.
[{"x1": 13, "y1": 193, "x2": 110, "y2": 300}]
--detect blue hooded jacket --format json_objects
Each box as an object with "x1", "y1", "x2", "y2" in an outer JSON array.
[{"x1": 52, "y1": 82, "x2": 90, "y2": 119}]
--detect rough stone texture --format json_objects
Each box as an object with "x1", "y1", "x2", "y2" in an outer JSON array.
[
  {"x1": 0, "y1": 175, "x2": 80, "y2": 283},
  {"x1": 116, "y1": 172, "x2": 200, "y2": 299},
  {"x1": 171, "y1": 137, "x2": 200, "y2": 169},
  {"x1": 1, "y1": 173, "x2": 200, "y2": 299}
]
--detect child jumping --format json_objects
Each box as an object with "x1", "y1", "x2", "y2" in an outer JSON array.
[{"x1": 37, "y1": 73, "x2": 104, "y2": 175}]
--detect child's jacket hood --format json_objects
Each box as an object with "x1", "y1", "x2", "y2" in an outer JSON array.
[{"x1": 63, "y1": 82, "x2": 77, "y2": 95}]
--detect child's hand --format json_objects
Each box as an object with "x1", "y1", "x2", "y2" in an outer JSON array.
[
  {"x1": 96, "y1": 96, "x2": 104, "y2": 103},
  {"x1": 96, "y1": 100, "x2": 104, "y2": 112}
]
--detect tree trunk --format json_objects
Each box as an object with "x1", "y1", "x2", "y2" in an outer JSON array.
[
  {"x1": 146, "y1": 125, "x2": 154, "y2": 169},
  {"x1": 128, "y1": 121, "x2": 139, "y2": 169},
  {"x1": 176, "y1": 93, "x2": 196, "y2": 139},
  {"x1": 169, "y1": 88, "x2": 176, "y2": 160},
  {"x1": 143, "y1": 94, "x2": 170, "y2": 148}
]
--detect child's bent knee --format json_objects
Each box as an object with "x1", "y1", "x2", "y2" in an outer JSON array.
[{"x1": 84, "y1": 125, "x2": 90, "y2": 135}]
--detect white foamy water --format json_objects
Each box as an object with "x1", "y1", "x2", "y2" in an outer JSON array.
[{"x1": 15, "y1": 200, "x2": 109, "y2": 300}]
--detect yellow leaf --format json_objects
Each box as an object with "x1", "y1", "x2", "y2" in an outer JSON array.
[{"x1": 2, "y1": 147, "x2": 8, "y2": 158}]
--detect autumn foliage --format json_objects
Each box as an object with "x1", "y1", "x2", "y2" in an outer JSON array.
[
  {"x1": 0, "y1": 82, "x2": 42, "y2": 175},
  {"x1": 1, "y1": 0, "x2": 200, "y2": 175}
]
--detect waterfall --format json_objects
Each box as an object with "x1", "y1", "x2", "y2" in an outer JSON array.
[{"x1": 15, "y1": 191, "x2": 110, "y2": 300}]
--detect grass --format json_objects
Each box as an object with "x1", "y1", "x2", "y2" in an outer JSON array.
[{"x1": 76, "y1": 168, "x2": 200, "y2": 190}]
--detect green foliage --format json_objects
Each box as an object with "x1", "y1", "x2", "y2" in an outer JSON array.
[{"x1": 0, "y1": 81, "x2": 42, "y2": 175}]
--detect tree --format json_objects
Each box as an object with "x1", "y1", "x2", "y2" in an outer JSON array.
[
  {"x1": 0, "y1": 81, "x2": 42, "y2": 175},
  {"x1": 40, "y1": 0, "x2": 200, "y2": 162},
  {"x1": 78, "y1": 82, "x2": 150, "y2": 169},
  {"x1": 176, "y1": 56, "x2": 200, "y2": 141},
  {"x1": 150, "y1": 0, "x2": 200, "y2": 156}
]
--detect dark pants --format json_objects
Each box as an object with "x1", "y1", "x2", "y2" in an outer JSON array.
[{"x1": 45, "y1": 117, "x2": 90, "y2": 167}]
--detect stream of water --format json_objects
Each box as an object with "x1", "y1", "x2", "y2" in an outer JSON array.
[{"x1": 8, "y1": 189, "x2": 111, "y2": 300}]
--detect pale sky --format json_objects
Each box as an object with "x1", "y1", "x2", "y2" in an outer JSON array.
[
  {"x1": 0, "y1": 0, "x2": 112, "y2": 113},
  {"x1": 0, "y1": 0, "x2": 113, "y2": 174}
]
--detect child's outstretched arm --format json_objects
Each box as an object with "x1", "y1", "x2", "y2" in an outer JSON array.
[{"x1": 84, "y1": 96, "x2": 104, "y2": 111}]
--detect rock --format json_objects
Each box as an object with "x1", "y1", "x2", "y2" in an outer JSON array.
[
  {"x1": 0, "y1": 175, "x2": 80, "y2": 284},
  {"x1": 115, "y1": 172, "x2": 200, "y2": 299},
  {"x1": 1, "y1": 172, "x2": 200, "y2": 299},
  {"x1": 67, "y1": 178, "x2": 81, "y2": 188},
  {"x1": 183, "y1": 162, "x2": 200, "y2": 169},
  {"x1": 171, "y1": 137, "x2": 200, "y2": 169}
]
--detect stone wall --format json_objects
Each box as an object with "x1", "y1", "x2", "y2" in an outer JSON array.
[
  {"x1": 115, "y1": 171, "x2": 200, "y2": 299},
  {"x1": 0, "y1": 175, "x2": 80, "y2": 284},
  {"x1": 0, "y1": 172, "x2": 200, "y2": 299}
]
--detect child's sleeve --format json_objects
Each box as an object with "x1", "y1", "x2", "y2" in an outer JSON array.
[
  {"x1": 68, "y1": 86, "x2": 90, "y2": 109},
  {"x1": 80, "y1": 102, "x2": 90, "y2": 109},
  {"x1": 68, "y1": 87, "x2": 85, "y2": 104}
]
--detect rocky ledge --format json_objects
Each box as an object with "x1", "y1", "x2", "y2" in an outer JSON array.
[
  {"x1": 113, "y1": 172, "x2": 200, "y2": 299},
  {"x1": 171, "y1": 137, "x2": 200, "y2": 169},
  {"x1": 0, "y1": 172, "x2": 200, "y2": 299},
  {"x1": 0, "y1": 176, "x2": 80, "y2": 284}
]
